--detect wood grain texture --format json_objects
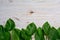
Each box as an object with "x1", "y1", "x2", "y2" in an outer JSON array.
[{"x1": 0, "y1": 0, "x2": 60, "y2": 29}]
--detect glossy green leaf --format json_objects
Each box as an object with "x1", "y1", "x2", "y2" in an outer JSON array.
[
  {"x1": 4, "y1": 32, "x2": 11, "y2": 40},
  {"x1": 5, "y1": 18, "x2": 15, "y2": 31},
  {"x1": 26, "y1": 23, "x2": 37, "y2": 36},
  {"x1": 14, "y1": 28, "x2": 21, "y2": 36},
  {"x1": 0, "y1": 25, "x2": 4, "y2": 31},
  {"x1": 1, "y1": 18, "x2": 60, "y2": 40},
  {"x1": 11, "y1": 29, "x2": 20, "y2": 40},
  {"x1": 42, "y1": 22, "x2": 51, "y2": 35},
  {"x1": 0, "y1": 25, "x2": 5, "y2": 40},
  {"x1": 48, "y1": 27, "x2": 60, "y2": 40},
  {"x1": 35, "y1": 27, "x2": 45, "y2": 40},
  {"x1": 0, "y1": 31, "x2": 10, "y2": 40},
  {"x1": 20, "y1": 29, "x2": 31, "y2": 40},
  {"x1": 57, "y1": 28, "x2": 60, "y2": 38},
  {"x1": 0, "y1": 32, "x2": 5, "y2": 40}
]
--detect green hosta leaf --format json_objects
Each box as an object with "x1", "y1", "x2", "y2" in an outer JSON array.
[
  {"x1": 42, "y1": 22, "x2": 51, "y2": 35},
  {"x1": 11, "y1": 28, "x2": 21, "y2": 40},
  {"x1": 20, "y1": 29, "x2": 31, "y2": 40},
  {"x1": 35, "y1": 27, "x2": 45, "y2": 40},
  {"x1": 5, "y1": 18, "x2": 15, "y2": 31},
  {"x1": 48, "y1": 27, "x2": 60, "y2": 40},
  {"x1": 26, "y1": 23, "x2": 37, "y2": 36}
]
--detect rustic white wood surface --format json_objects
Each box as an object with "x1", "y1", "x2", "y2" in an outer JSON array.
[{"x1": 0, "y1": 0, "x2": 60, "y2": 29}]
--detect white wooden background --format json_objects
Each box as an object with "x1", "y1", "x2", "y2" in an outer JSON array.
[{"x1": 0, "y1": 0, "x2": 60, "y2": 29}]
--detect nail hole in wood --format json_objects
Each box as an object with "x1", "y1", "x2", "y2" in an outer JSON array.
[{"x1": 29, "y1": 11, "x2": 34, "y2": 14}]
